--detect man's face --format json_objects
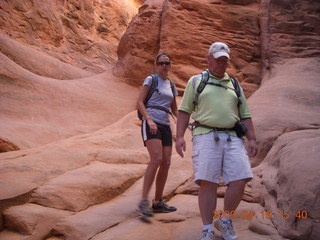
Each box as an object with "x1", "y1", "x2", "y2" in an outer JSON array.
[{"x1": 207, "y1": 55, "x2": 229, "y2": 78}]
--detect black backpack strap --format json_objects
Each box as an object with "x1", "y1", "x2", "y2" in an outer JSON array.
[
  {"x1": 169, "y1": 79, "x2": 176, "y2": 97},
  {"x1": 193, "y1": 70, "x2": 209, "y2": 106},
  {"x1": 146, "y1": 105, "x2": 173, "y2": 116},
  {"x1": 145, "y1": 77, "x2": 176, "y2": 120},
  {"x1": 230, "y1": 77, "x2": 242, "y2": 106},
  {"x1": 193, "y1": 71, "x2": 242, "y2": 108},
  {"x1": 144, "y1": 74, "x2": 158, "y2": 104},
  {"x1": 145, "y1": 75, "x2": 176, "y2": 104},
  {"x1": 206, "y1": 76, "x2": 242, "y2": 106}
]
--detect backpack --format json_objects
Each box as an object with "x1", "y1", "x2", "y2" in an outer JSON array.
[
  {"x1": 190, "y1": 70, "x2": 247, "y2": 138},
  {"x1": 137, "y1": 74, "x2": 176, "y2": 120},
  {"x1": 193, "y1": 70, "x2": 242, "y2": 107}
]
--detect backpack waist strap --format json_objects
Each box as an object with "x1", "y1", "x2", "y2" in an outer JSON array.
[
  {"x1": 191, "y1": 121, "x2": 235, "y2": 131},
  {"x1": 146, "y1": 105, "x2": 173, "y2": 116}
]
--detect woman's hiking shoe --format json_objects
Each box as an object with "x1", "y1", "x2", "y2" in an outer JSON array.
[
  {"x1": 152, "y1": 199, "x2": 177, "y2": 213},
  {"x1": 137, "y1": 200, "x2": 154, "y2": 217},
  {"x1": 199, "y1": 229, "x2": 215, "y2": 240},
  {"x1": 214, "y1": 219, "x2": 238, "y2": 240}
]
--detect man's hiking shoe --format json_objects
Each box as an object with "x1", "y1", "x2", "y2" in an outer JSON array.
[
  {"x1": 152, "y1": 199, "x2": 177, "y2": 213},
  {"x1": 214, "y1": 219, "x2": 238, "y2": 240},
  {"x1": 199, "y1": 229, "x2": 215, "y2": 240},
  {"x1": 137, "y1": 200, "x2": 154, "y2": 217}
]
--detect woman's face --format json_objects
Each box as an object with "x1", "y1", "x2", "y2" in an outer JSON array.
[{"x1": 156, "y1": 55, "x2": 171, "y2": 77}]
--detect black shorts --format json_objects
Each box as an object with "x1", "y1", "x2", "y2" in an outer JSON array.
[{"x1": 141, "y1": 120, "x2": 172, "y2": 147}]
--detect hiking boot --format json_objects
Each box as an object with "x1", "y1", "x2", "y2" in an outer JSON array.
[
  {"x1": 137, "y1": 200, "x2": 154, "y2": 217},
  {"x1": 198, "y1": 229, "x2": 215, "y2": 240},
  {"x1": 214, "y1": 219, "x2": 238, "y2": 240},
  {"x1": 152, "y1": 199, "x2": 177, "y2": 213}
]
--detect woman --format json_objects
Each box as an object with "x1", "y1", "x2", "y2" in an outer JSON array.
[{"x1": 136, "y1": 53, "x2": 178, "y2": 217}]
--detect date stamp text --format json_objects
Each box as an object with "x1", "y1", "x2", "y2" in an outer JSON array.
[{"x1": 213, "y1": 210, "x2": 308, "y2": 220}]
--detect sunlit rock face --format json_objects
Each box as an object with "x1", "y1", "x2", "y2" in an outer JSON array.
[
  {"x1": 0, "y1": 0, "x2": 138, "y2": 72},
  {"x1": 114, "y1": 0, "x2": 261, "y2": 97},
  {"x1": 0, "y1": 0, "x2": 140, "y2": 149},
  {"x1": 260, "y1": 0, "x2": 320, "y2": 70}
]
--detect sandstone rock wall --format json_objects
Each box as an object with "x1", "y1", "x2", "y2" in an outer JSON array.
[
  {"x1": 247, "y1": 57, "x2": 320, "y2": 239},
  {"x1": 259, "y1": 129, "x2": 320, "y2": 239},
  {"x1": 260, "y1": 0, "x2": 320, "y2": 72},
  {"x1": 0, "y1": 0, "x2": 138, "y2": 72},
  {"x1": 114, "y1": 0, "x2": 261, "y2": 97},
  {"x1": 0, "y1": 1, "x2": 141, "y2": 149},
  {"x1": 250, "y1": 1, "x2": 320, "y2": 238}
]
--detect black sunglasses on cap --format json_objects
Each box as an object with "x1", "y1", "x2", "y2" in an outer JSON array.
[{"x1": 157, "y1": 61, "x2": 171, "y2": 66}]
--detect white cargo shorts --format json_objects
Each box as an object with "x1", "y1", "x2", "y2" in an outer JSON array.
[{"x1": 192, "y1": 132, "x2": 253, "y2": 185}]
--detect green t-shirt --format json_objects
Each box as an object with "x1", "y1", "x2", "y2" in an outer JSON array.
[{"x1": 179, "y1": 71, "x2": 251, "y2": 136}]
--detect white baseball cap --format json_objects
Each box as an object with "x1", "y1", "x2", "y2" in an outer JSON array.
[{"x1": 208, "y1": 42, "x2": 230, "y2": 59}]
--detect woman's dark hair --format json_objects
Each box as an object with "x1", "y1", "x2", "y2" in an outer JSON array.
[{"x1": 155, "y1": 53, "x2": 170, "y2": 64}]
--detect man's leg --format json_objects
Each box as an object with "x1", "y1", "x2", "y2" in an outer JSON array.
[
  {"x1": 192, "y1": 132, "x2": 222, "y2": 239},
  {"x1": 213, "y1": 134, "x2": 251, "y2": 239},
  {"x1": 198, "y1": 180, "x2": 219, "y2": 225},
  {"x1": 222, "y1": 135, "x2": 252, "y2": 212},
  {"x1": 214, "y1": 179, "x2": 247, "y2": 240},
  {"x1": 224, "y1": 179, "x2": 247, "y2": 212}
]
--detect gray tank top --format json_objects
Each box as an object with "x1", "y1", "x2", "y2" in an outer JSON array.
[{"x1": 143, "y1": 75, "x2": 178, "y2": 126}]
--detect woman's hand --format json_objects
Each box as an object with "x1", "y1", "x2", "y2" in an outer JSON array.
[{"x1": 147, "y1": 119, "x2": 158, "y2": 135}]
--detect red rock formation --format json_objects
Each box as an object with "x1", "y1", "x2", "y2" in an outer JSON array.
[
  {"x1": 0, "y1": 1, "x2": 140, "y2": 149},
  {"x1": 0, "y1": 0, "x2": 138, "y2": 72},
  {"x1": 114, "y1": 0, "x2": 261, "y2": 96},
  {"x1": 0, "y1": 139, "x2": 19, "y2": 153},
  {"x1": 260, "y1": 0, "x2": 320, "y2": 72}
]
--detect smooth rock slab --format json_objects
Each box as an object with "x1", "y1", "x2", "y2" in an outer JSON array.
[
  {"x1": 31, "y1": 161, "x2": 146, "y2": 211},
  {"x1": 3, "y1": 203, "x2": 72, "y2": 239}
]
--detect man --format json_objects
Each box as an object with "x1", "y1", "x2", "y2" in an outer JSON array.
[{"x1": 175, "y1": 42, "x2": 257, "y2": 240}]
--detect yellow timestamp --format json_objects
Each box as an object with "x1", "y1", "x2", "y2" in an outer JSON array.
[{"x1": 213, "y1": 210, "x2": 308, "y2": 220}]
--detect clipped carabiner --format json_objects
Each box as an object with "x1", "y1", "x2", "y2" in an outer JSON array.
[
  {"x1": 214, "y1": 129, "x2": 220, "y2": 142},
  {"x1": 227, "y1": 132, "x2": 232, "y2": 142}
]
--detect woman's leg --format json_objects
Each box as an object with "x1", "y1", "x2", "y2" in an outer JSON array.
[
  {"x1": 141, "y1": 139, "x2": 163, "y2": 200},
  {"x1": 154, "y1": 145, "x2": 172, "y2": 201}
]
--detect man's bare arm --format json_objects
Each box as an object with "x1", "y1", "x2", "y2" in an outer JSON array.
[
  {"x1": 175, "y1": 110, "x2": 191, "y2": 158},
  {"x1": 241, "y1": 118, "x2": 258, "y2": 157}
]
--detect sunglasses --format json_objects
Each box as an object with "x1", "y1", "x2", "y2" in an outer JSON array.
[{"x1": 157, "y1": 61, "x2": 171, "y2": 66}]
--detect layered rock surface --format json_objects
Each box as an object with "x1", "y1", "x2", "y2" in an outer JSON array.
[
  {"x1": 248, "y1": 58, "x2": 320, "y2": 239},
  {"x1": 114, "y1": 0, "x2": 262, "y2": 96},
  {"x1": 0, "y1": 0, "x2": 319, "y2": 240},
  {"x1": 0, "y1": 0, "x2": 138, "y2": 72}
]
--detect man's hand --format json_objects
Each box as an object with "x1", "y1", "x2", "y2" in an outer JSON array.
[
  {"x1": 175, "y1": 110, "x2": 191, "y2": 158},
  {"x1": 175, "y1": 136, "x2": 186, "y2": 158},
  {"x1": 241, "y1": 118, "x2": 258, "y2": 157},
  {"x1": 247, "y1": 139, "x2": 258, "y2": 157}
]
